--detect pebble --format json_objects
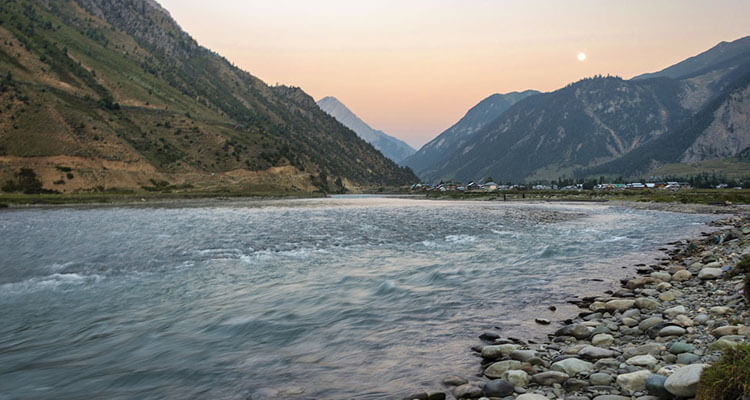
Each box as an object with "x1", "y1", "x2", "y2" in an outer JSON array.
[
  {"x1": 671, "y1": 270, "x2": 692, "y2": 281},
  {"x1": 626, "y1": 354, "x2": 658, "y2": 368},
  {"x1": 698, "y1": 267, "x2": 723, "y2": 280},
  {"x1": 658, "y1": 326, "x2": 686, "y2": 337},
  {"x1": 663, "y1": 305, "x2": 687, "y2": 319},
  {"x1": 658, "y1": 291, "x2": 677, "y2": 301},
  {"x1": 453, "y1": 384, "x2": 483, "y2": 399},
  {"x1": 442, "y1": 376, "x2": 468, "y2": 386},
  {"x1": 638, "y1": 317, "x2": 664, "y2": 331},
  {"x1": 578, "y1": 345, "x2": 617, "y2": 360},
  {"x1": 606, "y1": 299, "x2": 636, "y2": 311},
  {"x1": 668, "y1": 341, "x2": 695, "y2": 354}
]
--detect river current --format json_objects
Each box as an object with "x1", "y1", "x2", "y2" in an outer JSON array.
[{"x1": 0, "y1": 196, "x2": 717, "y2": 399}]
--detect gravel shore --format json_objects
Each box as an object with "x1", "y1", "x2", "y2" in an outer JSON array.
[{"x1": 406, "y1": 207, "x2": 749, "y2": 400}]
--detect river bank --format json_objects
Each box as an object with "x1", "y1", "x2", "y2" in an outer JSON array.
[{"x1": 408, "y1": 207, "x2": 749, "y2": 400}]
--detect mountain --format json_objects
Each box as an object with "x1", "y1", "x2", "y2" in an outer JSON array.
[
  {"x1": 402, "y1": 90, "x2": 538, "y2": 177},
  {"x1": 417, "y1": 36, "x2": 750, "y2": 183},
  {"x1": 0, "y1": 0, "x2": 417, "y2": 194},
  {"x1": 316, "y1": 96, "x2": 415, "y2": 163},
  {"x1": 634, "y1": 36, "x2": 750, "y2": 81}
]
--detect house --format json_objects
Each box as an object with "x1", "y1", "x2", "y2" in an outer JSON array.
[{"x1": 483, "y1": 182, "x2": 499, "y2": 191}]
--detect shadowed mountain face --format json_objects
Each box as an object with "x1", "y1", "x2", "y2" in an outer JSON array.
[
  {"x1": 414, "y1": 36, "x2": 750, "y2": 183},
  {"x1": 402, "y1": 90, "x2": 539, "y2": 177},
  {"x1": 316, "y1": 96, "x2": 415, "y2": 164},
  {"x1": 0, "y1": 0, "x2": 417, "y2": 192}
]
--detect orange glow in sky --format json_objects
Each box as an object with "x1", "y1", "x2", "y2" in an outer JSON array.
[{"x1": 158, "y1": 0, "x2": 749, "y2": 148}]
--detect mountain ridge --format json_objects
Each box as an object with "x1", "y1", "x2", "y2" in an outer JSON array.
[{"x1": 316, "y1": 96, "x2": 415, "y2": 163}]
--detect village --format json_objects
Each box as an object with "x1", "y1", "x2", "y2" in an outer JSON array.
[{"x1": 410, "y1": 181, "x2": 706, "y2": 193}]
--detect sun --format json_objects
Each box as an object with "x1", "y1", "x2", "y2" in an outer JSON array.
[{"x1": 577, "y1": 52, "x2": 587, "y2": 62}]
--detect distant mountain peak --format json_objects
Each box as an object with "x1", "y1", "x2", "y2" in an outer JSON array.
[{"x1": 317, "y1": 97, "x2": 415, "y2": 163}]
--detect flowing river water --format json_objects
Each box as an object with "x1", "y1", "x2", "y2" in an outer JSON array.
[{"x1": 0, "y1": 196, "x2": 718, "y2": 399}]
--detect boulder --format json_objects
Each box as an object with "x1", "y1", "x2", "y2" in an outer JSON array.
[
  {"x1": 664, "y1": 364, "x2": 708, "y2": 398},
  {"x1": 550, "y1": 358, "x2": 594, "y2": 376},
  {"x1": 616, "y1": 370, "x2": 651, "y2": 393}
]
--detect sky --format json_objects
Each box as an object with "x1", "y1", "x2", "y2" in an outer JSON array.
[{"x1": 157, "y1": 0, "x2": 749, "y2": 149}]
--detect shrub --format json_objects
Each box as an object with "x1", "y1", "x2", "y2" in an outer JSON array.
[
  {"x1": 2, "y1": 168, "x2": 43, "y2": 194},
  {"x1": 696, "y1": 343, "x2": 750, "y2": 399}
]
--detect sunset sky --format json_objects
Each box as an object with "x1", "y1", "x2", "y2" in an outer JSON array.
[{"x1": 158, "y1": 0, "x2": 749, "y2": 148}]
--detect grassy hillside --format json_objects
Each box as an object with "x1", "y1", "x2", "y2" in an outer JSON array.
[{"x1": 0, "y1": 0, "x2": 416, "y2": 194}]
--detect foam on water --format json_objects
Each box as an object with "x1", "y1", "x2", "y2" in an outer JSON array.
[{"x1": 0, "y1": 197, "x2": 720, "y2": 399}]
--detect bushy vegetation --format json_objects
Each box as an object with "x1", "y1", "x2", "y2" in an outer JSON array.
[
  {"x1": 1, "y1": 168, "x2": 46, "y2": 194},
  {"x1": 696, "y1": 343, "x2": 750, "y2": 400}
]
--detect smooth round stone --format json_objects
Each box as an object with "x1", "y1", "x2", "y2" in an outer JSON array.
[
  {"x1": 694, "y1": 313, "x2": 710, "y2": 324},
  {"x1": 592, "y1": 333, "x2": 614, "y2": 347},
  {"x1": 639, "y1": 317, "x2": 665, "y2": 331},
  {"x1": 564, "y1": 378, "x2": 588, "y2": 392},
  {"x1": 645, "y1": 374, "x2": 670, "y2": 398},
  {"x1": 503, "y1": 370, "x2": 530, "y2": 387},
  {"x1": 659, "y1": 291, "x2": 677, "y2": 301},
  {"x1": 663, "y1": 305, "x2": 687, "y2": 319},
  {"x1": 664, "y1": 364, "x2": 709, "y2": 397},
  {"x1": 709, "y1": 306, "x2": 730, "y2": 315},
  {"x1": 483, "y1": 379, "x2": 514, "y2": 397},
  {"x1": 671, "y1": 270, "x2": 692, "y2": 281},
  {"x1": 712, "y1": 325, "x2": 740, "y2": 337},
  {"x1": 481, "y1": 344, "x2": 521, "y2": 359},
  {"x1": 668, "y1": 341, "x2": 695, "y2": 354},
  {"x1": 622, "y1": 308, "x2": 641, "y2": 319},
  {"x1": 578, "y1": 345, "x2": 616, "y2": 360},
  {"x1": 616, "y1": 370, "x2": 651, "y2": 393},
  {"x1": 532, "y1": 371, "x2": 569, "y2": 386},
  {"x1": 484, "y1": 360, "x2": 522, "y2": 378},
  {"x1": 589, "y1": 372, "x2": 613, "y2": 385},
  {"x1": 659, "y1": 325, "x2": 686, "y2": 337},
  {"x1": 626, "y1": 354, "x2": 658, "y2": 368},
  {"x1": 516, "y1": 394, "x2": 550, "y2": 400},
  {"x1": 651, "y1": 272, "x2": 671, "y2": 281},
  {"x1": 453, "y1": 384, "x2": 483, "y2": 399},
  {"x1": 510, "y1": 350, "x2": 538, "y2": 362},
  {"x1": 442, "y1": 376, "x2": 468, "y2": 386},
  {"x1": 621, "y1": 317, "x2": 639, "y2": 327},
  {"x1": 704, "y1": 261, "x2": 722, "y2": 269},
  {"x1": 590, "y1": 302, "x2": 607, "y2": 312},
  {"x1": 606, "y1": 299, "x2": 636, "y2": 312},
  {"x1": 555, "y1": 324, "x2": 591, "y2": 340},
  {"x1": 655, "y1": 282, "x2": 672, "y2": 291},
  {"x1": 635, "y1": 297, "x2": 660, "y2": 310},
  {"x1": 672, "y1": 314, "x2": 694, "y2": 327},
  {"x1": 676, "y1": 353, "x2": 701, "y2": 364},
  {"x1": 698, "y1": 268, "x2": 723, "y2": 280},
  {"x1": 592, "y1": 396, "x2": 630, "y2": 400},
  {"x1": 551, "y1": 358, "x2": 594, "y2": 376},
  {"x1": 591, "y1": 325, "x2": 612, "y2": 335}
]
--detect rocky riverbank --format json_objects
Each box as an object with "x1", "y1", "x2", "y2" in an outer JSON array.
[{"x1": 407, "y1": 210, "x2": 749, "y2": 400}]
